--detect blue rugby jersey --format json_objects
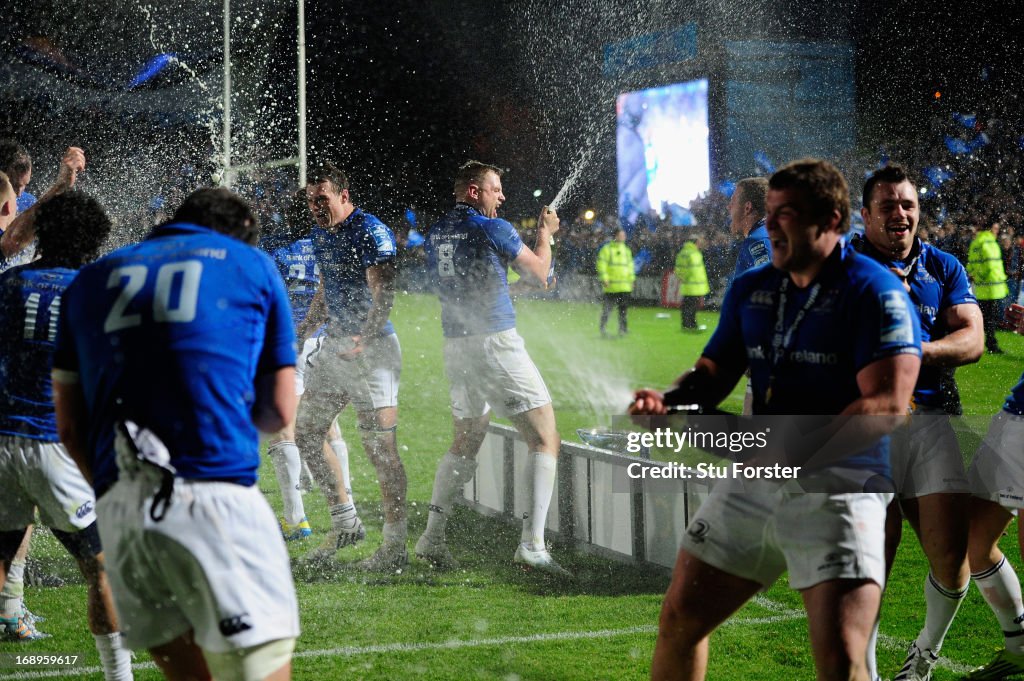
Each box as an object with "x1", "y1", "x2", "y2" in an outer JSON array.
[
  {"x1": 52, "y1": 222, "x2": 296, "y2": 496},
  {"x1": 425, "y1": 203, "x2": 524, "y2": 338},
  {"x1": 704, "y1": 241, "x2": 921, "y2": 475},
  {"x1": 0, "y1": 264, "x2": 76, "y2": 441},
  {"x1": 16, "y1": 191, "x2": 36, "y2": 213},
  {"x1": 853, "y1": 236, "x2": 977, "y2": 409},
  {"x1": 730, "y1": 219, "x2": 772, "y2": 284},
  {"x1": 311, "y1": 208, "x2": 396, "y2": 337},
  {"x1": 260, "y1": 233, "x2": 320, "y2": 329}
]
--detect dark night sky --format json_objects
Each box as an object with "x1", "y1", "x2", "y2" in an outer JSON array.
[
  {"x1": 3, "y1": 0, "x2": 1023, "y2": 222},
  {"x1": 296, "y1": 0, "x2": 1024, "y2": 218}
]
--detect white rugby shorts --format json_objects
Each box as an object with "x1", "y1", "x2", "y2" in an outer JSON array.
[
  {"x1": 680, "y1": 476, "x2": 890, "y2": 590},
  {"x1": 443, "y1": 328, "x2": 551, "y2": 419},
  {"x1": 889, "y1": 407, "x2": 969, "y2": 498},
  {"x1": 294, "y1": 335, "x2": 325, "y2": 396},
  {"x1": 96, "y1": 476, "x2": 299, "y2": 652},
  {"x1": 968, "y1": 410, "x2": 1024, "y2": 508},
  {"x1": 303, "y1": 333, "x2": 400, "y2": 410},
  {"x1": 0, "y1": 436, "x2": 96, "y2": 532}
]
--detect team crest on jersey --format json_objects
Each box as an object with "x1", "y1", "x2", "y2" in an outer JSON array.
[{"x1": 879, "y1": 290, "x2": 915, "y2": 344}]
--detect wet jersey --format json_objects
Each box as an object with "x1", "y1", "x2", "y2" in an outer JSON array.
[
  {"x1": 0, "y1": 264, "x2": 75, "y2": 440},
  {"x1": 731, "y1": 220, "x2": 771, "y2": 283},
  {"x1": 16, "y1": 191, "x2": 36, "y2": 213},
  {"x1": 426, "y1": 203, "x2": 524, "y2": 338},
  {"x1": 52, "y1": 222, "x2": 296, "y2": 496},
  {"x1": 259, "y1": 233, "x2": 320, "y2": 329},
  {"x1": 704, "y1": 241, "x2": 921, "y2": 476},
  {"x1": 853, "y1": 236, "x2": 977, "y2": 410},
  {"x1": 311, "y1": 208, "x2": 396, "y2": 337}
]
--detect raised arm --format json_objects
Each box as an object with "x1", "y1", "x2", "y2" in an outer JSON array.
[
  {"x1": 1, "y1": 146, "x2": 85, "y2": 258},
  {"x1": 511, "y1": 207, "x2": 559, "y2": 286}
]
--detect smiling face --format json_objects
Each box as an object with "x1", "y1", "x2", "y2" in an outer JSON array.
[
  {"x1": 765, "y1": 187, "x2": 841, "y2": 285},
  {"x1": 861, "y1": 179, "x2": 919, "y2": 259}
]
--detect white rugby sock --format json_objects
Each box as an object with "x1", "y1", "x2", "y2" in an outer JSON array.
[
  {"x1": 268, "y1": 441, "x2": 306, "y2": 525},
  {"x1": 93, "y1": 631, "x2": 133, "y2": 681},
  {"x1": 522, "y1": 452, "x2": 557, "y2": 547},
  {"x1": 423, "y1": 452, "x2": 477, "y2": 542},
  {"x1": 974, "y1": 557, "x2": 1024, "y2": 653},
  {"x1": 0, "y1": 558, "x2": 26, "y2": 616},
  {"x1": 329, "y1": 437, "x2": 354, "y2": 504},
  {"x1": 865, "y1": 616, "x2": 879, "y2": 680},
  {"x1": 916, "y1": 572, "x2": 968, "y2": 653}
]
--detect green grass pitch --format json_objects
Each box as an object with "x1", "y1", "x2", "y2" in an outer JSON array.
[{"x1": 3, "y1": 292, "x2": 1024, "y2": 680}]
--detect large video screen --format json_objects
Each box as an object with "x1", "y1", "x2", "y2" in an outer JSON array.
[{"x1": 616, "y1": 79, "x2": 709, "y2": 223}]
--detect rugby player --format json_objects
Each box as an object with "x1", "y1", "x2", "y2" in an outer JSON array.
[
  {"x1": 632, "y1": 159, "x2": 921, "y2": 681},
  {"x1": 415, "y1": 160, "x2": 567, "y2": 575},
  {"x1": 296, "y1": 163, "x2": 409, "y2": 571},
  {"x1": 0, "y1": 190, "x2": 132, "y2": 678},
  {"x1": 0, "y1": 140, "x2": 85, "y2": 615},
  {"x1": 726, "y1": 176, "x2": 771, "y2": 415},
  {"x1": 963, "y1": 314, "x2": 1024, "y2": 678},
  {"x1": 854, "y1": 165, "x2": 983, "y2": 681},
  {"x1": 0, "y1": 141, "x2": 85, "y2": 267},
  {"x1": 727, "y1": 176, "x2": 771, "y2": 284},
  {"x1": 259, "y1": 193, "x2": 357, "y2": 543},
  {"x1": 53, "y1": 188, "x2": 299, "y2": 681}
]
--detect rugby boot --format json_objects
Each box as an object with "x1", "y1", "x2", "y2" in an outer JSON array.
[
  {"x1": 893, "y1": 642, "x2": 938, "y2": 681},
  {"x1": 514, "y1": 542, "x2": 572, "y2": 578},
  {"x1": 414, "y1": 535, "x2": 459, "y2": 571},
  {"x1": 964, "y1": 648, "x2": 1024, "y2": 680}
]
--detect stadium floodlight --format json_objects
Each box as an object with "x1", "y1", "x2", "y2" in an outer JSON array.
[{"x1": 584, "y1": 209, "x2": 595, "y2": 221}]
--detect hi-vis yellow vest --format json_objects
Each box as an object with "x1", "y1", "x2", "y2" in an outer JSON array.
[{"x1": 675, "y1": 242, "x2": 709, "y2": 296}]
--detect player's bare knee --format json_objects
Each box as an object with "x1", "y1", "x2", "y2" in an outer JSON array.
[
  {"x1": 657, "y1": 595, "x2": 707, "y2": 646},
  {"x1": 203, "y1": 637, "x2": 295, "y2": 681},
  {"x1": 926, "y1": 542, "x2": 969, "y2": 586}
]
